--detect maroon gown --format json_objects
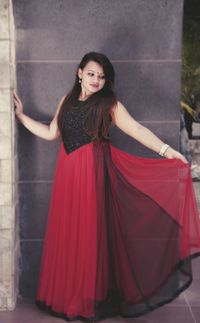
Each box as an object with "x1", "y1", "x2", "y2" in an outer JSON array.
[{"x1": 36, "y1": 100, "x2": 200, "y2": 322}]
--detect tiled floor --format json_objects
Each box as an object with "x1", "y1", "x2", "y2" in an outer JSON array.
[{"x1": 0, "y1": 257, "x2": 200, "y2": 323}]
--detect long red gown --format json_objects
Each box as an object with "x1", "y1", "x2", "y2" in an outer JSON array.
[{"x1": 36, "y1": 100, "x2": 200, "y2": 321}]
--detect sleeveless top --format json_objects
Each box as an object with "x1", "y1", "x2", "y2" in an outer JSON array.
[{"x1": 60, "y1": 100, "x2": 95, "y2": 154}]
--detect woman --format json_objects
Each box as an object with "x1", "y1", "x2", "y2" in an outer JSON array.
[{"x1": 14, "y1": 52, "x2": 200, "y2": 322}]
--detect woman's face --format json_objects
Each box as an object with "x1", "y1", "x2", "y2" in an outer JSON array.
[{"x1": 78, "y1": 61, "x2": 106, "y2": 98}]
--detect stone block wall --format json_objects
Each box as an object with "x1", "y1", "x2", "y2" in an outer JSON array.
[{"x1": 0, "y1": 0, "x2": 18, "y2": 310}]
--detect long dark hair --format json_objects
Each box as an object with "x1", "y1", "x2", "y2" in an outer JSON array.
[{"x1": 57, "y1": 52, "x2": 117, "y2": 140}]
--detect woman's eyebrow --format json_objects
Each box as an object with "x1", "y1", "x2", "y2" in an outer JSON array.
[{"x1": 87, "y1": 69, "x2": 105, "y2": 75}]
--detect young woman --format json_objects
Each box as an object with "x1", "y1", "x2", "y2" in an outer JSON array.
[{"x1": 13, "y1": 52, "x2": 200, "y2": 322}]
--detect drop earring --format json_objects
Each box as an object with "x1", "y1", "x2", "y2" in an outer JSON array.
[{"x1": 79, "y1": 78, "x2": 82, "y2": 84}]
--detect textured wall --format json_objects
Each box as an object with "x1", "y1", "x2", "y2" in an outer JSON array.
[
  {"x1": 0, "y1": 0, "x2": 18, "y2": 310},
  {"x1": 13, "y1": 0, "x2": 184, "y2": 298}
]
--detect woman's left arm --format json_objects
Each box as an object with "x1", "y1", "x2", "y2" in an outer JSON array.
[{"x1": 111, "y1": 101, "x2": 188, "y2": 163}]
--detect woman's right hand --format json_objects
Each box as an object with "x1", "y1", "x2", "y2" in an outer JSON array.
[{"x1": 13, "y1": 91, "x2": 24, "y2": 117}]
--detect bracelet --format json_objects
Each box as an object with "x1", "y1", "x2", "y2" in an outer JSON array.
[{"x1": 158, "y1": 144, "x2": 170, "y2": 157}]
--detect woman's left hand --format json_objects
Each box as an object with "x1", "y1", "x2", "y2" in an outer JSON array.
[{"x1": 164, "y1": 147, "x2": 188, "y2": 164}]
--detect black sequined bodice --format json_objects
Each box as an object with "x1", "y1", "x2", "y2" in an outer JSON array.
[{"x1": 60, "y1": 100, "x2": 93, "y2": 154}]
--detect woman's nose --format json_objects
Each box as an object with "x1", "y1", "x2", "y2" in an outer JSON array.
[{"x1": 94, "y1": 75, "x2": 99, "y2": 83}]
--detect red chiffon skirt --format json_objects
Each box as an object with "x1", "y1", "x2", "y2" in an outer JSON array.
[{"x1": 36, "y1": 140, "x2": 200, "y2": 321}]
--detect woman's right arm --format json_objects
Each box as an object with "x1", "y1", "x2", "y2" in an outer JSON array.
[{"x1": 13, "y1": 91, "x2": 66, "y2": 141}]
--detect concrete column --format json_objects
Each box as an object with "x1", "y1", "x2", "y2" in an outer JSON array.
[{"x1": 0, "y1": 0, "x2": 18, "y2": 310}]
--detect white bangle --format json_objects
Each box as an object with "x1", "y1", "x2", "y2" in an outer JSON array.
[{"x1": 159, "y1": 144, "x2": 170, "y2": 156}]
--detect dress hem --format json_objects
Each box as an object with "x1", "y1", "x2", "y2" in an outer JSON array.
[{"x1": 35, "y1": 252, "x2": 200, "y2": 322}]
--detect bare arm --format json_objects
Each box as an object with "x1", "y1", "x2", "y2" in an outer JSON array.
[
  {"x1": 111, "y1": 101, "x2": 187, "y2": 163},
  {"x1": 13, "y1": 92, "x2": 66, "y2": 141}
]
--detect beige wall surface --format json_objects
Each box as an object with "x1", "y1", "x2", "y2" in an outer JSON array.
[{"x1": 0, "y1": 0, "x2": 18, "y2": 310}]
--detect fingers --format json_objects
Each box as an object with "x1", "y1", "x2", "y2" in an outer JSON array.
[
  {"x1": 13, "y1": 97, "x2": 18, "y2": 107},
  {"x1": 177, "y1": 153, "x2": 188, "y2": 164},
  {"x1": 181, "y1": 156, "x2": 188, "y2": 164},
  {"x1": 167, "y1": 149, "x2": 189, "y2": 164},
  {"x1": 13, "y1": 91, "x2": 22, "y2": 114},
  {"x1": 13, "y1": 91, "x2": 23, "y2": 109},
  {"x1": 13, "y1": 91, "x2": 21, "y2": 102},
  {"x1": 13, "y1": 91, "x2": 20, "y2": 102},
  {"x1": 13, "y1": 96, "x2": 19, "y2": 106}
]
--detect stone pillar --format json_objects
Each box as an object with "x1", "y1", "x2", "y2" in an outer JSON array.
[{"x1": 0, "y1": 0, "x2": 18, "y2": 310}]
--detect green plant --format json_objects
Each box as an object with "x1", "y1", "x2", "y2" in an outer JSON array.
[{"x1": 182, "y1": 17, "x2": 200, "y2": 107}]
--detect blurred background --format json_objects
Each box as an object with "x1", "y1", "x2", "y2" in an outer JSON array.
[{"x1": 181, "y1": 0, "x2": 200, "y2": 179}]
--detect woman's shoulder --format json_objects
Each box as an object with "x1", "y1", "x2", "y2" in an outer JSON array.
[
  {"x1": 53, "y1": 94, "x2": 67, "y2": 118},
  {"x1": 111, "y1": 100, "x2": 126, "y2": 114},
  {"x1": 110, "y1": 100, "x2": 131, "y2": 125},
  {"x1": 59, "y1": 94, "x2": 67, "y2": 106}
]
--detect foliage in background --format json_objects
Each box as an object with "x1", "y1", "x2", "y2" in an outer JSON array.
[{"x1": 182, "y1": 15, "x2": 200, "y2": 110}]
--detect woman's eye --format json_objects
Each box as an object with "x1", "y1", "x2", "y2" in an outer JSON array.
[{"x1": 87, "y1": 72, "x2": 105, "y2": 80}]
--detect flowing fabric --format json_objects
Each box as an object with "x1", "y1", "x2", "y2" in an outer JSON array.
[{"x1": 36, "y1": 140, "x2": 200, "y2": 322}]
